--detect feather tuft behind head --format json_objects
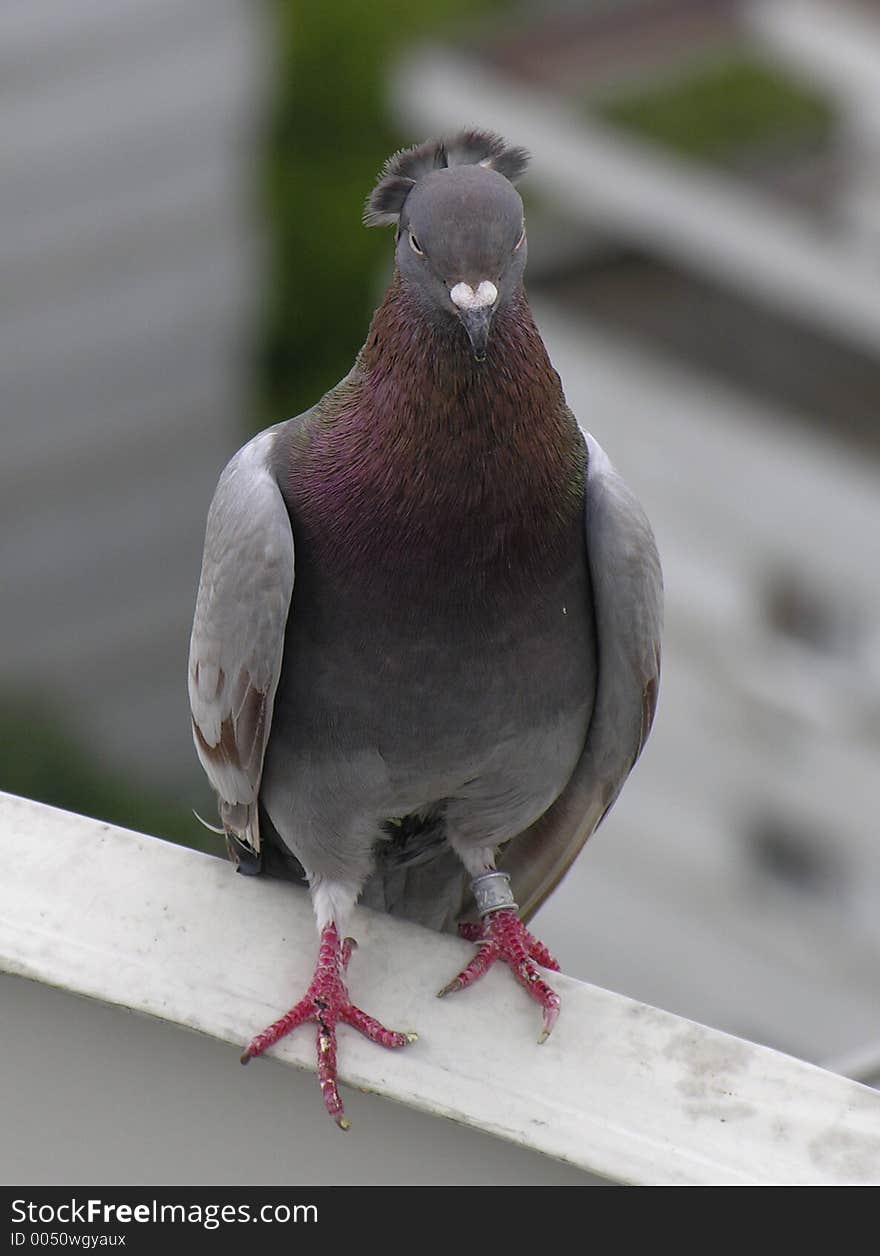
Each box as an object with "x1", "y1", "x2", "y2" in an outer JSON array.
[{"x1": 364, "y1": 129, "x2": 530, "y2": 226}]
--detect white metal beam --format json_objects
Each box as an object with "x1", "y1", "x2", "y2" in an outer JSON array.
[{"x1": 1, "y1": 792, "x2": 878, "y2": 1184}]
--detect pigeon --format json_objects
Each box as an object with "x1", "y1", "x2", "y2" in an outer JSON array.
[{"x1": 188, "y1": 130, "x2": 662, "y2": 1128}]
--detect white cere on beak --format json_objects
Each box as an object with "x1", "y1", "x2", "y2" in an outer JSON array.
[{"x1": 449, "y1": 280, "x2": 498, "y2": 311}]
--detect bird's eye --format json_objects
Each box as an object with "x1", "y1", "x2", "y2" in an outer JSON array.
[
  {"x1": 513, "y1": 225, "x2": 526, "y2": 252},
  {"x1": 408, "y1": 232, "x2": 425, "y2": 257}
]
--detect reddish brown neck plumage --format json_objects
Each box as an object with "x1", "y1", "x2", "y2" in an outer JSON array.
[{"x1": 286, "y1": 272, "x2": 586, "y2": 606}]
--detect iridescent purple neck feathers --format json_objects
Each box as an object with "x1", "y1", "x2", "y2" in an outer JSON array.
[{"x1": 281, "y1": 274, "x2": 586, "y2": 605}]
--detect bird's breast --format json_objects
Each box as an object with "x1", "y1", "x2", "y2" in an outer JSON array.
[
  {"x1": 276, "y1": 490, "x2": 594, "y2": 785},
  {"x1": 266, "y1": 399, "x2": 596, "y2": 850},
  {"x1": 284, "y1": 395, "x2": 587, "y2": 614}
]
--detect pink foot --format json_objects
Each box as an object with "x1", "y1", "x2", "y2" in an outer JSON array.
[
  {"x1": 438, "y1": 908, "x2": 562, "y2": 1042},
  {"x1": 241, "y1": 922, "x2": 417, "y2": 1128}
]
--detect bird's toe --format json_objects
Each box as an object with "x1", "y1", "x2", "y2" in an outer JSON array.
[{"x1": 440, "y1": 908, "x2": 562, "y2": 1036}]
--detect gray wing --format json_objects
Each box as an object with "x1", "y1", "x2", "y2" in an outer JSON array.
[
  {"x1": 499, "y1": 430, "x2": 663, "y2": 921},
  {"x1": 188, "y1": 426, "x2": 295, "y2": 861}
]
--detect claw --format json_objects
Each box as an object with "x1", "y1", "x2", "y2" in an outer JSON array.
[
  {"x1": 538, "y1": 1001, "x2": 560, "y2": 1044},
  {"x1": 437, "y1": 938, "x2": 495, "y2": 998}
]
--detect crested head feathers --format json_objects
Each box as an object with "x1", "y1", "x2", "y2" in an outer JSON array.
[{"x1": 364, "y1": 129, "x2": 530, "y2": 227}]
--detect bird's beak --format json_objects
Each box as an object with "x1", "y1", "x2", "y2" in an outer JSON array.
[
  {"x1": 450, "y1": 281, "x2": 498, "y2": 362},
  {"x1": 459, "y1": 306, "x2": 494, "y2": 361}
]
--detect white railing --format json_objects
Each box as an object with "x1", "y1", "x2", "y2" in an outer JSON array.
[{"x1": 1, "y1": 792, "x2": 878, "y2": 1185}]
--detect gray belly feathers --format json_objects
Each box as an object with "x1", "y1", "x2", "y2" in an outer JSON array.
[{"x1": 259, "y1": 533, "x2": 596, "y2": 930}]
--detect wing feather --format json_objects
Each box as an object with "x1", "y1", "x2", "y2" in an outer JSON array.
[
  {"x1": 499, "y1": 431, "x2": 663, "y2": 920},
  {"x1": 188, "y1": 427, "x2": 295, "y2": 862}
]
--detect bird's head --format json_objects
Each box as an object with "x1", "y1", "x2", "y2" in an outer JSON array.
[{"x1": 365, "y1": 131, "x2": 530, "y2": 362}]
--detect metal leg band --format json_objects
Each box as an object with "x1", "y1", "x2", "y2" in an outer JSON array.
[{"x1": 471, "y1": 871, "x2": 518, "y2": 916}]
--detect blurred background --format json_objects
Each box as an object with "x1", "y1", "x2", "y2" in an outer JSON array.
[{"x1": 2, "y1": 0, "x2": 878, "y2": 1082}]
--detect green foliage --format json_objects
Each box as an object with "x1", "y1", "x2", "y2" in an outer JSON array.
[
  {"x1": 595, "y1": 54, "x2": 835, "y2": 166},
  {"x1": 257, "y1": 0, "x2": 502, "y2": 428},
  {"x1": 0, "y1": 698, "x2": 219, "y2": 856}
]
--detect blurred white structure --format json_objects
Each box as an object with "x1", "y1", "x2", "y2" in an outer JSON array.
[
  {"x1": 530, "y1": 303, "x2": 880, "y2": 1068},
  {"x1": 390, "y1": 23, "x2": 880, "y2": 1072},
  {"x1": 0, "y1": 0, "x2": 263, "y2": 786},
  {"x1": 748, "y1": 0, "x2": 880, "y2": 256},
  {"x1": 391, "y1": 43, "x2": 880, "y2": 353}
]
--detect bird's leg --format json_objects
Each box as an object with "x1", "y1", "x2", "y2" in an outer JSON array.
[
  {"x1": 438, "y1": 870, "x2": 562, "y2": 1042},
  {"x1": 241, "y1": 922, "x2": 417, "y2": 1129}
]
